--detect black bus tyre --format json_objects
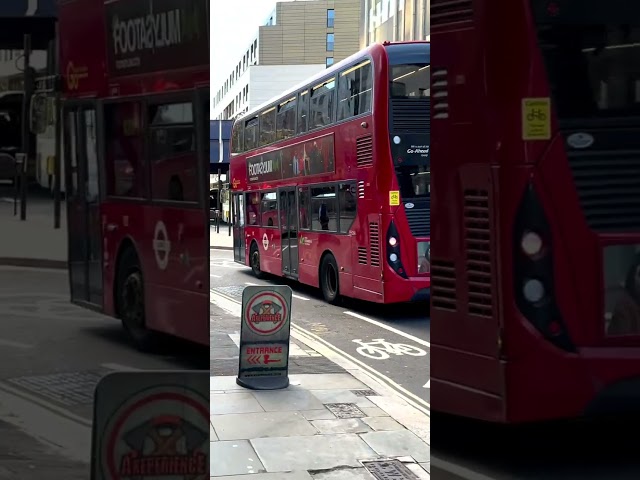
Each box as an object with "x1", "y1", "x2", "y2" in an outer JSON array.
[
  {"x1": 250, "y1": 243, "x2": 265, "y2": 279},
  {"x1": 116, "y1": 248, "x2": 162, "y2": 352},
  {"x1": 320, "y1": 254, "x2": 340, "y2": 304}
]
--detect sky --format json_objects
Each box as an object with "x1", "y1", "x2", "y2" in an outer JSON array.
[{"x1": 210, "y1": 0, "x2": 279, "y2": 88}]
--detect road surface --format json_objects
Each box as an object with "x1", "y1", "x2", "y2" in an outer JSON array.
[
  {"x1": 0, "y1": 265, "x2": 206, "y2": 477},
  {"x1": 209, "y1": 249, "x2": 430, "y2": 415}
]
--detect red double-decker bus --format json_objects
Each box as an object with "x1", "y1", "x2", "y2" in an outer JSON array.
[
  {"x1": 59, "y1": 0, "x2": 209, "y2": 349},
  {"x1": 431, "y1": 0, "x2": 640, "y2": 422},
  {"x1": 229, "y1": 42, "x2": 430, "y2": 304}
]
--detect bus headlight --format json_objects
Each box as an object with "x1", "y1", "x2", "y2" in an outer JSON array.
[
  {"x1": 390, "y1": 253, "x2": 398, "y2": 262},
  {"x1": 523, "y1": 278, "x2": 545, "y2": 303}
]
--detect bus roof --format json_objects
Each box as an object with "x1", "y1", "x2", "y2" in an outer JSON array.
[{"x1": 233, "y1": 40, "x2": 429, "y2": 126}]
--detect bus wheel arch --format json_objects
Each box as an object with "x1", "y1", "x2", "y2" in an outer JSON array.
[
  {"x1": 319, "y1": 251, "x2": 340, "y2": 304},
  {"x1": 249, "y1": 241, "x2": 265, "y2": 279},
  {"x1": 114, "y1": 240, "x2": 162, "y2": 351}
]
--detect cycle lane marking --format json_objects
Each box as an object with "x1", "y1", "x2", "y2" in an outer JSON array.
[
  {"x1": 209, "y1": 289, "x2": 429, "y2": 414},
  {"x1": 352, "y1": 338, "x2": 428, "y2": 360},
  {"x1": 344, "y1": 310, "x2": 429, "y2": 347}
]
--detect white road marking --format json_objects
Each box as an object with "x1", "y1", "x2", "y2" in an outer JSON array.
[
  {"x1": 210, "y1": 289, "x2": 428, "y2": 419},
  {"x1": 424, "y1": 379, "x2": 430, "y2": 388},
  {"x1": 211, "y1": 274, "x2": 222, "y2": 278},
  {"x1": 0, "y1": 338, "x2": 33, "y2": 349},
  {"x1": 101, "y1": 363, "x2": 140, "y2": 372},
  {"x1": 292, "y1": 324, "x2": 430, "y2": 415},
  {"x1": 353, "y1": 338, "x2": 427, "y2": 360},
  {"x1": 244, "y1": 282, "x2": 258, "y2": 286},
  {"x1": 293, "y1": 294, "x2": 310, "y2": 301},
  {"x1": 344, "y1": 311, "x2": 430, "y2": 347}
]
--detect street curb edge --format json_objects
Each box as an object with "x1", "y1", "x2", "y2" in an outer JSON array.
[{"x1": 0, "y1": 258, "x2": 67, "y2": 270}]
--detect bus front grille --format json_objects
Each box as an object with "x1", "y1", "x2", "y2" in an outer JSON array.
[
  {"x1": 391, "y1": 98, "x2": 430, "y2": 134},
  {"x1": 405, "y1": 203, "x2": 430, "y2": 237},
  {"x1": 568, "y1": 150, "x2": 640, "y2": 232}
]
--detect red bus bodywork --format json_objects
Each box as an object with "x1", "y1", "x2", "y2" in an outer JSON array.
[
  {"x1": 431, "y1": 0, "x2": 640, "y2": 422},
  {"x1": 230, "y1": 42, "x2": 430, "y2": 304},
  {"x1": 60, "y1": 0, "x2": 209, "y2": 347}
]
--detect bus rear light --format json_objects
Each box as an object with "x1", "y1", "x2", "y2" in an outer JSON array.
[
  {"x1": 513, "y1": 183, "x2": 576, "y2": 353},
  {"x1": 521, "y1": 231, "x2": 544, "y2": 257},
  {"x1": 522, "y1": 278, "x2": 545, "y2": 303},
  {"x1": 387, "y1": 220, "x2": 408, "y2": 279}
]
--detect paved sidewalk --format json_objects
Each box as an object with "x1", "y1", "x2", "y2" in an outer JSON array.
[
  {"x1": 0, "y1": 190, "x2": 66, "y2": 267},
  {"x1": 210, "y1": 374, "x2": 430, "y2": 479},
  {"x1": 211, "y1": 224, "x2": 234, "y2": 250},
  {"x1": 0, "y1": 418, "x2": 87, "y2": 479}
]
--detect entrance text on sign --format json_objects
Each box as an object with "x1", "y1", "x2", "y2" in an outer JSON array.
[{"x1": 246, "y1": 346, "x2": 283, "y2": 355}]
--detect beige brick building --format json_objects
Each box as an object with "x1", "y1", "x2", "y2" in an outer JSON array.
[
  {"x1": 360, "y1": 0, "x2": 429, "y2": 48},
  {"x1": 212, "y1": 0, "x2": 363, "y2": 120}
]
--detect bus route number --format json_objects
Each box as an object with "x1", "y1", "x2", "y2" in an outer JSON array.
[{"x1": 389, "y1": 191, "x2": 400, "y2": 206}]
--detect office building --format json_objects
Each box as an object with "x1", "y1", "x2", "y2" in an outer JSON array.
[
  {"x1": 212, "y1": 0, "x2": 363, "y2": 120},
  {"x1": 360, "y1": 0, "x2": 429, "y2": 48}
]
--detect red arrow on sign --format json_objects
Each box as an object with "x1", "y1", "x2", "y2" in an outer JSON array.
[
  {"x1": 264, "y1": 355, "x2": 279, "y2": 364},
  {"x1": 247, "y1": 355, "x2": 261, "y2": 365}
]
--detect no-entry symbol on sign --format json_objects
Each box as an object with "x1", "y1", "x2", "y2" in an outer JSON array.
[
  {"x1": 245, "y1": 291, "x2": 288, "y2": 335},
  {"x1": 237, "y1": 285, "x2": 292, "y2": 390}
]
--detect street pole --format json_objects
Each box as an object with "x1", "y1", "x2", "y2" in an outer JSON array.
[
  {"x1": 20, "y1": 34, "x2": 32, "y2": 222},
  {"x1": 218, "y1": 118, "x2": 223, "y2": 234},
  {"x1": 53, "y1": 28, "x2": 62, "y2": 229},
  {"x1": 217, "y1": 167, "x2": 222, "y2": 233}
]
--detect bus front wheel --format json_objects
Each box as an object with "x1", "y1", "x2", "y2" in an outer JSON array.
[
  {"x1": 320, "y1": 254, "x2": 340, "y2": 304},
  {"x1": 116, "y1": 248, "x2": 161, "y2": 352},
  {"x1": 250, "y1": 243, "x2": 265, "y2": 279}
]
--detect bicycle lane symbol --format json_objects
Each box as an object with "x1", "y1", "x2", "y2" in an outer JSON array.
[{"x1": 352, "y1": 338, "x2": 427, "y2": 360}]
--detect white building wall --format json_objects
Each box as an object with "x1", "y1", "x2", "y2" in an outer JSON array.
[
  {"x1": 0, "y1": 50, "x2": 47, "y2": 77},
  {"x1": 248, "y1": 64, "x2": 324, "y2": 110},
  {"x1": 211, "y1": 64, "x2": 324, "y2": 120}
]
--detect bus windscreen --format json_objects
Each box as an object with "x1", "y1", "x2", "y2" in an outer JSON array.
[{"x1": 531, "y1": 1, "x2": 640, "y2": 120}]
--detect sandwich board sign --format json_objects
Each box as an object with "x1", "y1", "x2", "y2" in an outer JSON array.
[
  {"x1": 91, "y1": 371, "x2": 209, "y2": 480},
  {"x1": 237, "y1": 285, "x2": 293, "y2": 390}
]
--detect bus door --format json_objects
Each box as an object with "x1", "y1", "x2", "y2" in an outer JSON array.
[
  {"x1": 279, "y1": 187, "x2": 299, "y2": 278},
  {"x1": 63, "y1": 103, "x2": 103, "y2": 307},
  {"x1": 232, "y1": 192, "x2": 246, "y2": 263}
]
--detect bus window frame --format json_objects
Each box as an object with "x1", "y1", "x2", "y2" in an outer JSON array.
[
  {"x1": 232, "y1": 54, "x2": 375, "y2": 155},
  {"x1": 259, "y1": 190, "x2": 278, "y2": 229},
  {"x1": 100, "y1": 90, "x2": 206, "y2": 210},
  {"x1": 62, "y1": 97, "x2": 103, "y2": 202}
]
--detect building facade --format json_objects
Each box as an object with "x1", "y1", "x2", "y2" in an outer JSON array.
[
  {"x1": 212, "y1": 0, "x2": 363, "y2": 120},
  {"x1": 360, "y1": 0, "x2": 429, "y2": 48}
]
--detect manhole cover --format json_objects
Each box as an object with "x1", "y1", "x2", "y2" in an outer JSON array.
[
  {"x1": 7, "y1": 370, "x2": 104, "y2": 406},
  {"x1": 362, "y1": 459, "x2": 419, "y2": 480},
  {"x1": 351, "y1": 389, "x2": 378, "y2": 397},
  {"x1": 325, "y1": 403, "x2": 365, "y2": 419}
]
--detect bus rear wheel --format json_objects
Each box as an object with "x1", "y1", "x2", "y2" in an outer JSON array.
[
  {"x1": 116, "y1": 248, "x2": 161, "y2": 352},
  {"x1": 250, "y1": 243, "x2": 265, "y2": 279},
  {"x1": 320, "y1": 254, "x2": 340, "y2": 304}
]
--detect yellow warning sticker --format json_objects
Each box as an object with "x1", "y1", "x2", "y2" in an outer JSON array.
[
  {"x1": 522, "y1": 97, "x2": 551, "y2": 140},
  {"x1": 389, "y1": 190, "x2": 400, "y2": 206}
]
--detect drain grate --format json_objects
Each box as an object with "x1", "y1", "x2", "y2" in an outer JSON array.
[
  {"x1": 7, "y1": 370, "x2": 104, "y2": 406},
  {"x1": 362, "y1": 459, "x2": 420, "y2": 480},
  {"x1": 212, "y1": 285, "x2": 246, "y2": 300},
  {"x1": 325, "y1": 403, "x2": 365, "y2": 419},
  {"x1": 351, "y1": 389, "x2": 379, "y2": 397}
]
